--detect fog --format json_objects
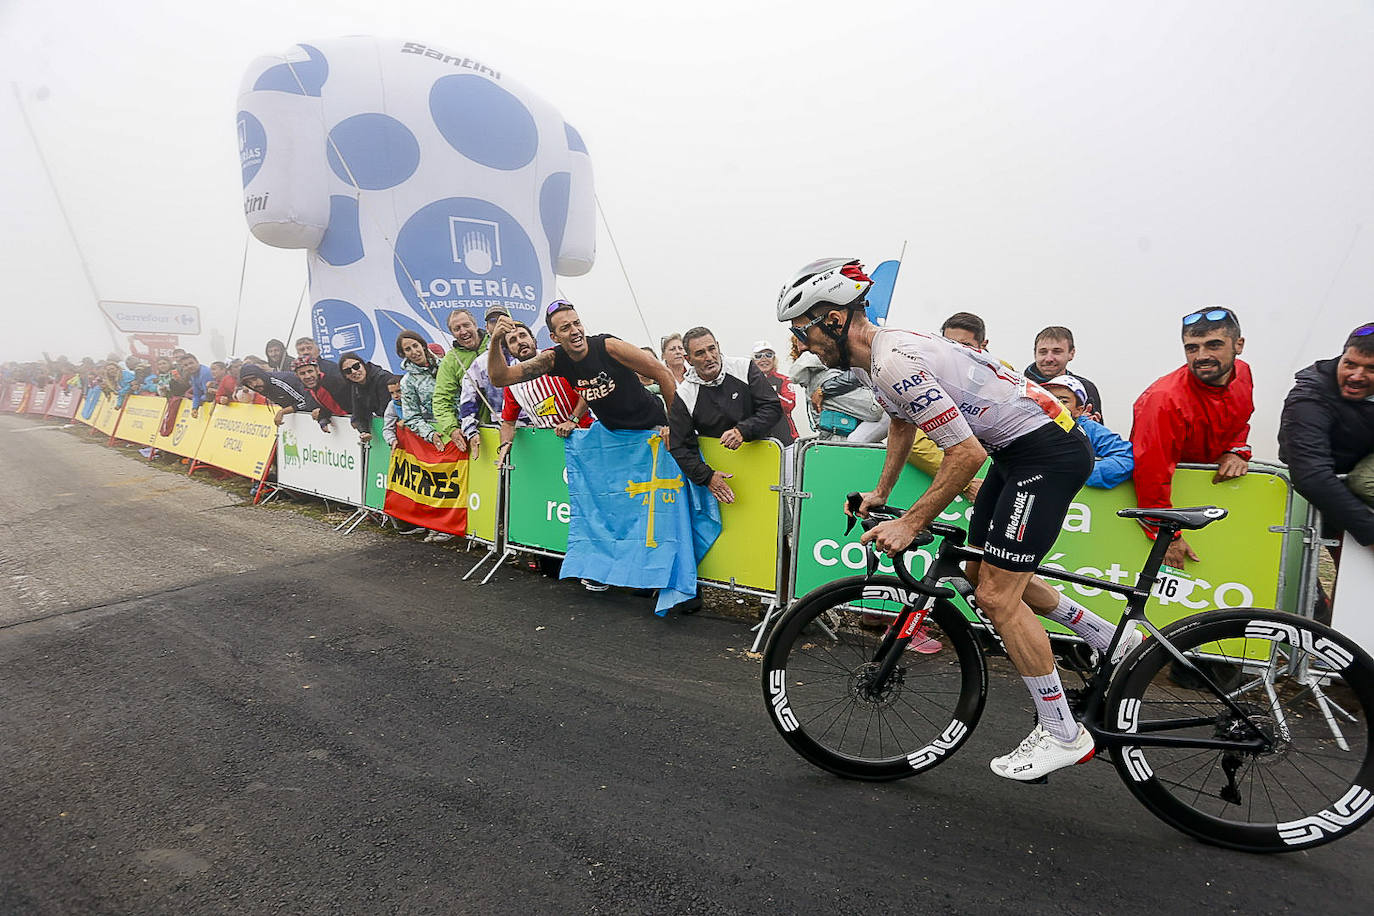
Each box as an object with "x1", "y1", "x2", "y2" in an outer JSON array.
[{"x1": 2, "y1": 0, "x2": 1371, "y2": 457}]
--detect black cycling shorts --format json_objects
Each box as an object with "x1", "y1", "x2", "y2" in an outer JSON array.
[{"x1": 967, "y1": 422, "x2": 1094, "y2": 572}]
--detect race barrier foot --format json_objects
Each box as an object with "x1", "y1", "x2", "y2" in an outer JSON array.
[
  {"x1": 463, "y1": 546, "x2": 506, "y2": 584},
  {"x1": 749, "y1": 599, "x2": 781, "y2": 654}
]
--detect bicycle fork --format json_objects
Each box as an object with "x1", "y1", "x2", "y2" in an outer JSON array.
[{"x1": 862, "y1": 602, "x2": 935, "y2": 699}]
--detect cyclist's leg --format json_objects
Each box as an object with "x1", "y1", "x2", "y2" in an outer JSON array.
[
  {"x1": 975, "y1": 564, "x2": 1056, "y2": 675},
  {"x1": 960, "y1": 459, "x2": 1005, "y2": 585},
  {"x1": 1023, "y1": 574, "x2": 1125, "y2": 654},
  {"x1": 970, "y1": 472, "x2": 1078, "y2": 742}
]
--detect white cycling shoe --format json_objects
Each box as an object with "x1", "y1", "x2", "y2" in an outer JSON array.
[{"x1": 990, "y1": 723, "x2": 1096, "y2": 781}]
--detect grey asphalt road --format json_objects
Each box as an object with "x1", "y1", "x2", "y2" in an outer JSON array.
[{"x1": 0, "y1": 413, "x2": 1369, "y2": 916}]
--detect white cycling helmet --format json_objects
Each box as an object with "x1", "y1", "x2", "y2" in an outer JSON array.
[{"x1": 776, "y1": 258, "x2": 873, "y2": 322}]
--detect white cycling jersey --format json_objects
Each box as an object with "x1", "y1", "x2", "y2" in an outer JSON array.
[{"x1": 853, "y1": 328, "x2": 1074, "y2": 451}]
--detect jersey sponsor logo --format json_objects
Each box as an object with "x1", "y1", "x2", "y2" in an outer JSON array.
[
  {"x1": 906, "y1": 389, "x2": 943, "y2": 411},
  {"x1": 893, "y1": 372, "x2": 931, "y2": 394},
  {"x1": 918, "y1": 406, "x2": 959, "y2": 433},
  {"x1": 958, "y1": 401, "x2": 988, "y2": 417},
  {"x1": 983, "y1": 542, "x2": 1037, "y2": 565},
  {"x1": 1004, "y1": 490, "x2": 1037, "y2": 542}
]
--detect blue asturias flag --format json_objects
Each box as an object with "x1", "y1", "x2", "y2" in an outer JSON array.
[
  {"x1": 865, "y1": 259, "x2": 901, "y2": 325},
  {"x1": 561, "y1": 425, "x2": 722, "y2": 615}
]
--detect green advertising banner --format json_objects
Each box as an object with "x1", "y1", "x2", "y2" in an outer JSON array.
[
  {"x1": 364, "y1": 418, "x2": 391, "y2": 511},
  {"x1": 466, "y1": 428, "x2": 499, "y2": 543},
  {"x1": 507, "y1": 427, "x2": 572, "y2": 553},
  {"x1": 793, "y1": 441, "x2": 1291, "y2": 633},
  {"x1": 696, "y1": 438, "x2": 782, "y2": 592}
]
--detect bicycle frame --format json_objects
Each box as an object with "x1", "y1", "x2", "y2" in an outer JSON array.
[{"x1": 871, "y1": 521, "x2": 1275, "y2": 755}]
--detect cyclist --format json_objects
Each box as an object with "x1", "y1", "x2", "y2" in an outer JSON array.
[{"x1": 777, "y1": 257, "x2": 1143, "y2": 781}]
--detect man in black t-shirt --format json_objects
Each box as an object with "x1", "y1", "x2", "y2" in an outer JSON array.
[
  {"x1": 488, "y1": 300, "x2": 681, "y2": 595},
  {"x1": 487, "y1": 300, "x2": 675, "y2": 432}
]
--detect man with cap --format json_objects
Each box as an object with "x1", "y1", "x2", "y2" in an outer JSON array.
[
  {"x1": 455, "y1": 306, "x2": 511, "y2": 459},
  {"x1": 1041, "y1": 374, "x2": 1134, "y2": 489},
  {"x1": 751, "y1": 340, "x2": 798, "y2": 444}
]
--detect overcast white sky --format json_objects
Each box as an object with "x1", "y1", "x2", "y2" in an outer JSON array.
[{"x1": 1, "y1": 0, "x2": 1371, "y2": 457}]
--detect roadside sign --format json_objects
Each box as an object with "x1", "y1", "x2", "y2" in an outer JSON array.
[
  {"x1": 128, "y1": 333, "x2": 180, "y2": 360},
  {"x1": 99, "y1": 300, "x2": 201, "y2": 335}
]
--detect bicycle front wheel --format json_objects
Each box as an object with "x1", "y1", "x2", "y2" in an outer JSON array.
[
  {"x1": 761, "y1": 576, "x2": 987, "y2": 781},
  {"x1": 1106, "y1": 609, "x2": 1374, "y2": 852}
]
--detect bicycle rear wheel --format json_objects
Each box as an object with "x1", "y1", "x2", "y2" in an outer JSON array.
[
  {"x1": 761, "y1": 576, "x2": 987, "y2": 781},
  {"x1": 1106, "y1": 609, "x2": 1374, "y2": 852}
]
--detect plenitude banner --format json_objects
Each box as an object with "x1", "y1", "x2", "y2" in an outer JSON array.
[
  {"x1": 153, "y1": 399, "x2": 212, "y2": 459},
  {"x1": 695, "y1": 438, "x2": 783, "y2": 592},
  {"x1": 192, "y1": 402, "x2": 278, "y2": 480},
  {"x1": 793, "y1": 441, "x2": 1291, "y2": 632},
  {"x1": 384, "y1": 425, "x2": 469, "y2": 534},
  {"x1": 113, "y1": 395, "x2": 167, "y2": 447},
  {"x1": 276, "y1": 414, "x2": 365, "y2": 504},
  {"x1": 506, "y1": 427, "x2": 572, "y2": 553}
]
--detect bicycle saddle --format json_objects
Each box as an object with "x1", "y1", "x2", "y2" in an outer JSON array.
[{"x1": 1116, "y1": 506, "x2": 1228, "y2": 530}]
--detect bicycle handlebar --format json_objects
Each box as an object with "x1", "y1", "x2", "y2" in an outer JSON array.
[{"x1": 844, "y1": 492, "x2": 956, "y2": 600}]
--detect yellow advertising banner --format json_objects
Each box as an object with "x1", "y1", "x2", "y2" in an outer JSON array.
[
  {"x1": 112, "y1": 395, "x2": 167, "y2": 447},
  {"x1": 153, "y1": 399, "x2": 213, "y2": 459},
  {"x1": 466, "y1": 427, "x2": 500, "y2": 542},
  {"x1": 696, "y1": 438, "x2": 784, "y2": 592},
  {"x1": 92, "y1": 394, "x2": 122, "y2": 437},
  {"x1": 192, "y1": 403, "x2": 279, "y2": 480}
]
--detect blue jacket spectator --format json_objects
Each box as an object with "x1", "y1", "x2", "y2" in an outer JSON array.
[
  {"x1": 1043, "y1": 375, "x2": 1134, "y2": 489},
  {"x1": 178, "y1": 353, "x2": 215, "y2": 412}
]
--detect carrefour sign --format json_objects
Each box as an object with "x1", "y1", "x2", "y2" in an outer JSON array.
[{"x1": 99, "y1": 300, "x2": 202, "y2": 335}]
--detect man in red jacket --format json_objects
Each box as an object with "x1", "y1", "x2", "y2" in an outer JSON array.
[{"x1": 1130, "y1": 307, "x2": 1254, "y2": 569}]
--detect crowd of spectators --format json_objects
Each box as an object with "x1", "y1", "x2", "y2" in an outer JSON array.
[{"x1": 5, "y1": 305, "x2": 1373, "y2": 613}]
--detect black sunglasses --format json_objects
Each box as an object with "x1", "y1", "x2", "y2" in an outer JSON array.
[
  {"x1": 342, "y1": 362, "x2": 365, "y2": 375},
  {"x1": 1182, "y1": 307, "x2": 1237, "y2": 327},
  {"x1": 789, "y1": 313, "x2": 828, "y2": 345}
]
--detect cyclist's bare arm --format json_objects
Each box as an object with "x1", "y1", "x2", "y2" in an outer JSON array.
[
  {"x1": 858, "y1": 418, "x2": 918, "y2": 515},
  {"x1": 861, "y1": 432, "x2": 985, "y2": 556}
]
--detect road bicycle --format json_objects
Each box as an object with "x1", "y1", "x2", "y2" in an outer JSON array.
[{"x1": 761, "y1": 494, "x2": 1374, "y2": 852}]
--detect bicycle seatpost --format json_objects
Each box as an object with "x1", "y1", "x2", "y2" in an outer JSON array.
[{"x1": 1135, "y1": 523, "x2": 1182, "y2": 592}]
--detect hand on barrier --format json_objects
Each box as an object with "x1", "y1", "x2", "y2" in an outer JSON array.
[
  {"x1": 554, "y1": 420, "x2": 575, "y2": 438},
  {"x1": 468, "y1": 433, "x2": 481, "y2": 461},
  {"x1": 1213, "y1": 452, "x2": 1249, "y2": 483},
  {"x1": 707, "y1": 470, "x2": 735, "y2": 505},
  {"x1": 719, "y1": 427, "x2": 743, "y2": 450},
  {"x1": 1164, "y1": 535, "x2": 1200, "y2": 570},
  {"x1": 450, "y1": 429, "x2": 468, "y2": 453}
]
